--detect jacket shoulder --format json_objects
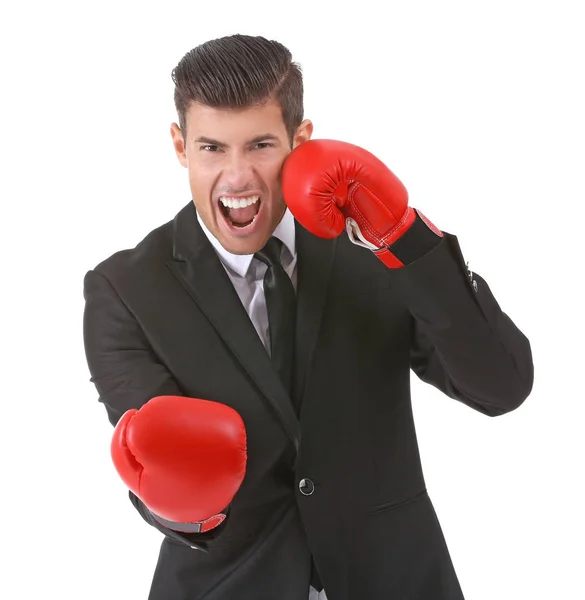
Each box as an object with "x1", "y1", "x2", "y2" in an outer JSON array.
[{"x1": 91, "y1": 216, "x2": 175, "y2": 282}]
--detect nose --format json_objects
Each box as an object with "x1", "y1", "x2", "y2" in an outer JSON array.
[{"x1": 223, "y1": 151, "x2": 256, "y2": 190}]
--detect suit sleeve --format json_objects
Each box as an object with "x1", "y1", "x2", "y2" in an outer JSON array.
[
  {"x1": 387, "y1": 231, "x2": 534, "y2": 417},
  {"x1": 83, "y1": 267, "x2": 229, "y2": 551}
]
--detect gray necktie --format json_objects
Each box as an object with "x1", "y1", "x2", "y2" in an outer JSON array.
[{"x1": 254, "y1": 237, "x2": 296, "y2": 398}]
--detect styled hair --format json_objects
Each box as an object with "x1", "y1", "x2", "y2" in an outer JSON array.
[{"x1": 171, "y1": 34, "x2": 304, "y2": 145}]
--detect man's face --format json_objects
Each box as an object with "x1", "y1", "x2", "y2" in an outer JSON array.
[{"x1": 171, "y1": 98, "x2": 312, "y2": 255}]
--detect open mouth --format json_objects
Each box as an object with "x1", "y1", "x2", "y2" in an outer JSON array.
[{"x1": 219, "y1": 195, "x2": 262, "y2": 229}]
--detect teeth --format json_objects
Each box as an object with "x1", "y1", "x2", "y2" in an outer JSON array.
[{"x1": 219, "y1": 195, "x2": 260, "y2": 209}]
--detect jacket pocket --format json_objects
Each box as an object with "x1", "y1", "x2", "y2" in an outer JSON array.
[{"x1": 366, "y1": 489, "x2": 428, "y2": 514}]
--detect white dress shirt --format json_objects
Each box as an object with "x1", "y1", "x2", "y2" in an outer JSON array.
[{"x1": 196, "y1": 208, "x2": 328, "y2": 600}]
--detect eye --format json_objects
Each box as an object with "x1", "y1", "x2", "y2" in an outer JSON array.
[
  {"x1": 200, "y1": 145, "x2": 221, "y2": 152},
  {"x1": 253, "y1": 142, "x2": 274, "y2": 150}
]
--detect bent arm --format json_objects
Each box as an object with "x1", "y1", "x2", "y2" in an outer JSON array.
[{"x1": 388, "y1": 232, "x2": 534, "y2": 416}]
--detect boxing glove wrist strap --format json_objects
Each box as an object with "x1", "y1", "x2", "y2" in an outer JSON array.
[
  {"x1": 150, "y1": 510, "x2": 227, "y2": 533},
  {"x1": 372, "y1": 209, "x2": 443, "y2": 268}
]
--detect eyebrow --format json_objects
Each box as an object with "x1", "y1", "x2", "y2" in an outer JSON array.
[{"x1": 194, "y1": 134, "x2": 281, "y2": 147}]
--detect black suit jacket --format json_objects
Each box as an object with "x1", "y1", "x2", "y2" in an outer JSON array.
[{"x1": 83, "y1": 200, "x2": 533, "y2": 600}]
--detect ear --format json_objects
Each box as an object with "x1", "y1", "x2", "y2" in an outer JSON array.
[
  {"x1": 170, "y1": 123, "x2": 188, "y2": 168},
  {"x1": 292, "y1": 119, "x2": 313, "y2": 149}
]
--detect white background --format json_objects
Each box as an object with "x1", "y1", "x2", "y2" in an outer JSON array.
[{"x1": 1, "y1": 1, "x2": 584, "y2": 598}]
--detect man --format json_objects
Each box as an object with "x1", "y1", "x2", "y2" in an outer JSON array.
[{"x1": 83, "y1": 34, "x2": 534, "y2": 600}]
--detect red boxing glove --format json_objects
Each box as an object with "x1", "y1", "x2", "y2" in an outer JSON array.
[
  {"x1": 282, "y1": 139, "x2": 443, "y2": 268},
  {"x1": 111, "y1": 395, "x2": 247, "y2": 533}
]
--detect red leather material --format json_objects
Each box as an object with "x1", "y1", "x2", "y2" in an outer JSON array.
[
  {"x1": 111, "y1": 395, "x2": 247, "y2": 526},
  {"x1": 372, "y1": 247, "x2": 405, "y2": 269},
  {"x1": 200, "y1": 514, "x2": 227, "y2": 533},
  {"x1": 282, "y1": 139, "x2": 410, "y2": 247}
]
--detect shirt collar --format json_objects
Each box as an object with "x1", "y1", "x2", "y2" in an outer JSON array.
[{"x1": 196, "y1": 207, "x2": 296, "y2": 278}]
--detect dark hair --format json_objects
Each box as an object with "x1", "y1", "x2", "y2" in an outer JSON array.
[{"x1": 171, "y1": 34, "x2": 304, "y2": 145}]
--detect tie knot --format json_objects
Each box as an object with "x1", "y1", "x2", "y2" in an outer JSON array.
[{"x1": 254, "y1": 237, "x2": 283, "y2": 267}]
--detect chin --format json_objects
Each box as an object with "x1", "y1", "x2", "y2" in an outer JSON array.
[{"x1": 222, "y1": 230, "x2": 271, "y2": 256}]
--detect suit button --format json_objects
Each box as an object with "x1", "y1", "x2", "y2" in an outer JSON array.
[{"x1": 299, "y1": 478, "x2": 315, "y2": 495}]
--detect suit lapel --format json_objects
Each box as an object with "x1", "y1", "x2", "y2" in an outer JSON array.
[
  {"x1": 166, "y1": 202, "x2": 300, "y2": 451},
  {"x1": 293, "y1": 221, "x2": 337, "y2": 412}
]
